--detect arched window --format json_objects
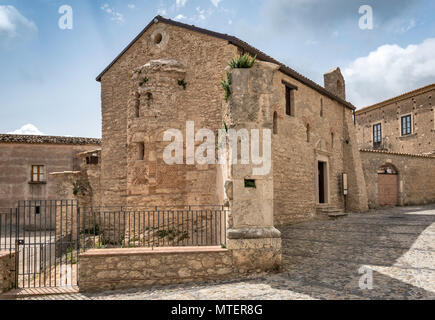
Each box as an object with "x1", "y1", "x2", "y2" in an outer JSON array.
[{"x1": 273, "y1": 112, "x2": 278, "y2": 135}]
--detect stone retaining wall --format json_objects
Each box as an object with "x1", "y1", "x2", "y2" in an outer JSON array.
[
  {"x1": 78, "y1": 241, "x2": 281, "y2": 292},
  {"x1": 0, "y1": 251, "x2": 15, "y2": 294}
]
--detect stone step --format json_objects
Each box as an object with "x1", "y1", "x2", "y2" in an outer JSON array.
[{"x1": 327, "y1": 212, "x2": 348, "y2": 218}]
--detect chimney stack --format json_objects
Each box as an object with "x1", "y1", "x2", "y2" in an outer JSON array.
[{"x1": 324, "y1": 67, "x2": 346, "y2": 101}]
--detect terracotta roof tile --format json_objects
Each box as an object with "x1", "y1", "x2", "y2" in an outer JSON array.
[{"x1": 0, "y1": 134, "x2": 101, "y2": 146}]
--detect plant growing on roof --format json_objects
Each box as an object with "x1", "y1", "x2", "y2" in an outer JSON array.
[
  {"x1": 178, "y1": 79, "x2": 187, "y2": 90},
  {"x1": 228, "y1": 53, "x2": 257, "y2": 69},
  {"x1": 139, "y1": 77, "x2": 149, "y2": 87}
]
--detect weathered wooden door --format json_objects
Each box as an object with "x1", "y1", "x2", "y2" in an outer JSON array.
[{"x1": 378, "y1": 174, "x2": 398, "y2": 207}]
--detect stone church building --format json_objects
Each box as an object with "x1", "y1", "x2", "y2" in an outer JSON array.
[{"x1": 94, "y1": 16, "x2": 368, "y2": 226}]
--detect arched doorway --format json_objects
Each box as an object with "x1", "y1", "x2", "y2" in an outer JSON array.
[{"x1": 377, "y1": 164, "x2": 399, "y2": 207}]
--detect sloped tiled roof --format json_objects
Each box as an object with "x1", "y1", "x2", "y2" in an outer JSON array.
[
  {"x1": 96, "y1": 15, "x2": 355, "y2": 110},
  {"x1": 0, "y1": 134, "x2": 101, "y2": 145}
]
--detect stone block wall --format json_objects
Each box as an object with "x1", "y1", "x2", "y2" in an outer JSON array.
[
  {"x1": 99, "y1": 21, "x2": 238, "y2": 208},
  {"x1": 0, "y1": 141, "x2": 99, "y2": 210},
  {"x1": 0, "y1": 251, "x2": 15, "y2": 293},
  {"x1": 355, "y1": 85, "x2": 435, "y2": 155},
  {"x1": 360, "y1": 150, "x2": 435, "y2": 208},
  {"x1": 78, "y1": 243, "x2": 281, "y2": 292}
]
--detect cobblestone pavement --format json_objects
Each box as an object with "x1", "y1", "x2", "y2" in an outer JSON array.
[{"x1": 20, "y1": 205, "x2": 435, "y2": 300}]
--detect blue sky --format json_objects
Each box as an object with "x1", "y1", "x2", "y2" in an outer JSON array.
[{"x1": 1, "y1": 0, "x2": 434, "y2": 138}]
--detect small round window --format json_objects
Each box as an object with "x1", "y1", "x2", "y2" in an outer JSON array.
[{"x1": 154, "y1": 33, "x2": 163, "y2": 44}]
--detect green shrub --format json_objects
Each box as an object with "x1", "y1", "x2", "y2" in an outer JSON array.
[
  {"x1": 228, "y1": 53, "x2": 257, "y2": 69},
  {"x1": 178, "y1": 79, "x2": 187, "y2": 90},
  {"x1": 139, "y1": 77, "x2": 149, "y2": 86},
  {"x1": 221, "y1": 71, "x2": 231, "y2": 102}
]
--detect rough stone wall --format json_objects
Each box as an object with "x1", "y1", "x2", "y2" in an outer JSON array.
[
  {"x1": 0, "y1": 143, "x2": 99, "y2": 211},
  {"x1": 360, "y1": 150, "x2": 435, "y2": 208},
  {"x1": 0, "y1": 251, "x2": 15, "y2": 293},
  {"x1": 355, "y1": 87, "x2": 435, "y2": 155},
  {"x1": 78, "y1": 244, "x2": 280, "y2": 292},
  {"x1": 271, "y1": 71, "x2": 367, "y2": 225},
  {"x1": 99, "y1": 22, "x2": 238, "y2": 208}
]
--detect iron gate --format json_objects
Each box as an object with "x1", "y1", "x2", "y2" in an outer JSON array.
[{"x1": 0, "y1": 200, "x2": 80, "y2": 289}]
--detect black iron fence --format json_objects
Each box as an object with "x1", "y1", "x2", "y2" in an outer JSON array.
[
  {"x1": 79, "y1": 207, "x2": 227, "y2": 249},
  {"x1": 0, "y1": 201, "x2": 228, "y2": 289}
]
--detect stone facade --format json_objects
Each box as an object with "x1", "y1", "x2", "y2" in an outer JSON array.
[
  {"x1": 265, "y1": 64, "x2": 367, "y2": 224},
  {"x1": 355, "y1": 84, "x2": 435, "y2": 156},
  {"x1": 97, "y1": 16, "x2": 368, "y2": 227},
  {"x1": 99, "y1": 20, "x2": 237, "y2": 208},
  {"x1": 78, "y1": 244, "x2": 280, "y2": 292},
  {"x1": 0, "y1": 251, "x2": 15, "y2": 294},
  {"x1": 360, "y1": 150, "x2": 435, "y2": 208},
  {"x1": 0, "y1": 135, "x2": 100, "y2": 212}
]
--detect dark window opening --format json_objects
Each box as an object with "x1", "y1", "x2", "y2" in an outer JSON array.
[
  {"x1": 320, "y1": 98, "x2": 324, "y2": 117},
  {"x1": 244, "y1": 179, "x2": 256, "y2": 189},
  {"x1": 138, "y1": 142, "x2": 145, "y2": 161},
  {"x1": 154, "y1": 33, "x2": 163, "y2": 44},
  {"x1": 285, "y1": 86, "x2": 294, "y2": 116},
  {"x1": 86, "y1": 156, "x2": 99, "y2": 165},
  {"x1": 306, "y1": 124, "x2": 311, "y2": 142},
  {"x1": 35, "y1": 206, "x2": 41, "y2": 215},
  {"x1": 282, "y1": 80, "x2": 297, "y2": 117},
  {"x1": 373, "y1": 123, "x2": 382, "y2": 149},
  {"x1": 401, "y1": 115, "x2": 412, "y2": 136}
]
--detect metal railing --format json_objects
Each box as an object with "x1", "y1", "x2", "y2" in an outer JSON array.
[{"x1": 79, "y1": 207, "x2": 227, "y2": 249}]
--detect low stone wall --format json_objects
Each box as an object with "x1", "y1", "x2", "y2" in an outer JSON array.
[
  {"x1": 0, "y1": 251, "x2": 15, "y2": 294},
  {"x1": 79, "y1": 240, "x2": 281, "y2": 292},
  {"x1": 360, "y1": 150, "x2": 435, "y2": 208}
]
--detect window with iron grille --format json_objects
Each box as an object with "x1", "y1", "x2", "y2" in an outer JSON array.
[
  {"x1": 373, "y1": 123, "x2": 382, "y2": 148},
  {"x1": 31, "y1": 165, "x2": 45, "y2": 182},
  {"x1": 401, "y1": 115, "x2": 412, "y2": 136}
]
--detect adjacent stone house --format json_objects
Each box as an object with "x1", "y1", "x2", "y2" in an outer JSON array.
[
  {"x1": 355, "y1": 84, "x2": 435, "y2": 208},
  {"x1": 95, "y1": 16, "x2": 368, "y2": 225},
  {"x1": 0, "y1": 134, "x2": 100, "y2": 212},
  {"x1": 355, "y1": 83, "x2": 435, "y2": 155}
]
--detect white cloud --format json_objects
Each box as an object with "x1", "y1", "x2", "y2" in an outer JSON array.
[
  {"x1": 176, "y1": 0, "x2": 187, "y2": 8},
  {"x1": 0, "y1": 5, "x2": 37, "y2": 38},
  {"x1": 101, "y1": 4, "x2": 124, "y2": 24},
  {"x1": 211, "y1": 0, "x2": 222, "y2": 7},
  {"x1": 8, "y1": 124, "x2": 45, "y2": 135},
  {"x1": 127, "y1": 4, "x2": 136, "y2": 10},
  {"x1": 344, "y1": 38, "x2": 435, "y2": 108},
  {"x1": 174, "y1": 14, "x2": 186, "y2": 21}
]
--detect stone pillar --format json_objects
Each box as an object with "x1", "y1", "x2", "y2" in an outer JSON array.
[
  {"x1": 0, "y1": 251, "x2": 15, "y2": 293},
  {"x1": 224, "y1": 61, "x2": 282, "y2": 272}
]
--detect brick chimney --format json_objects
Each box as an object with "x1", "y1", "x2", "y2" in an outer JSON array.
[{"x1": 324, "y1": 67, "x2": 346, "y2": 100}]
